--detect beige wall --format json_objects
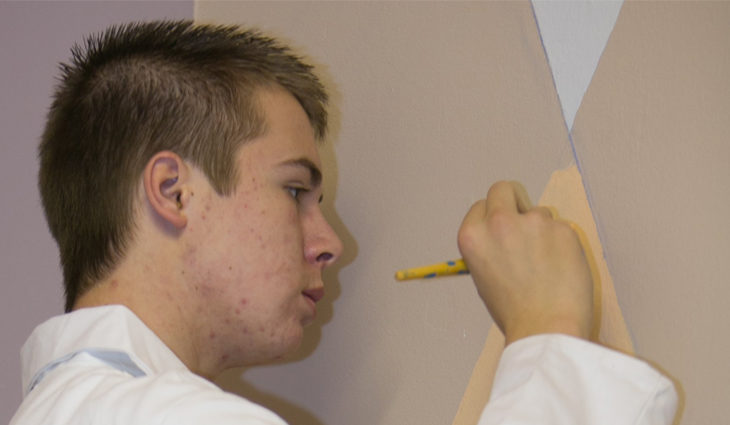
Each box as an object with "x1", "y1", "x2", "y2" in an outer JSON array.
[
  {"x1": 199, "y1": 2, "x2": 730, "y2": 425},
  {"x1": 196, "y1": 2, "x2": 575, "y2": 425},
  {"x1": 573, "y1": 2, "x2": 730, "y2": 422}
]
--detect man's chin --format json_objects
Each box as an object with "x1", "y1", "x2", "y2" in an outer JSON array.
[{"x1": 266, "y1": 329, "x2": 306, "y2": 363}]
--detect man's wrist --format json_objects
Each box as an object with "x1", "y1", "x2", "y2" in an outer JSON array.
[{"x1": 503, "y1": 317, "x2": 591, "y2": 346}]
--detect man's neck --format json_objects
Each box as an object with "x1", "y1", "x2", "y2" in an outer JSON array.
[{"x1": 71, "y1": 248, "x2": 219, "y2": 379}]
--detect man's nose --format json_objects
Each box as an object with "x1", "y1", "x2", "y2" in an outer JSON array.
[{"x1": 305, "y1": 212, "x2": 343, "y2": 269}]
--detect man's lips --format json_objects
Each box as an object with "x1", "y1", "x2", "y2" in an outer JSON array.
[{"x1": 302, "y1": 287, "x2": 325, "y2": 303}]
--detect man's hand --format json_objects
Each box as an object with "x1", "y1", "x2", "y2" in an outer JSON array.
[{"x1": 457, "y1": 181, "x2": 594, "y2": 346}]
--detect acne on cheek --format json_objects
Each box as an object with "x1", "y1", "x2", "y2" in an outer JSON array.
[
  {"x1": 233, "y1": 298, "x2": 248, "y2": 316},
  {"x1": 245, "y1": 226, "x2": 267, "y2": 250}
]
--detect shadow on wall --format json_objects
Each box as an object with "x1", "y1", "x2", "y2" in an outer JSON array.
[{"x1": 216, "y1": 371, "x2": 326, "y2": 425}]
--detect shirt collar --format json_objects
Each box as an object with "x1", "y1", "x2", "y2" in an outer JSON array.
[{"x1": 20, "y1": 305, "x2": 188, "y2": 394}]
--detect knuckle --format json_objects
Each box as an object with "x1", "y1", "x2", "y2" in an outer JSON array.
[
  {"x1": 486, "y1": 208, "x2": 513, "y2": 234},
  {"x1": 488, "y1": 180, "x2": 511, "y2": 196},
  {"x1": 457, "y1": 221, "x2": 480, "y2": 252},
  {"x1": 523, "y1": 209, "x2": 549, "y2": 224}
]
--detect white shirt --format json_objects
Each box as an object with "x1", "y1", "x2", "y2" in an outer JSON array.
[
  {"x1": 480, "y1": 333, "x2": 677, "y2": 425},
  {"x1": 10, "y1": 305, "x2": 677, "y2": 425}
]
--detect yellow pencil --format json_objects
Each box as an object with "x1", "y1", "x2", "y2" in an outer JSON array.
[{"x1": 395, "y1": 259, "x2": 469, "y2": 280}]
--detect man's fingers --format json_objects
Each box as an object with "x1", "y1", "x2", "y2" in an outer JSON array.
[
  {"x1": 509, "y1": 181, "x2": 533, "y2": 213},
  {"x1": 484, "y1": 181, "x2": 533, "y2": 216},
  {"x1": 531, "y1": 205, "x2": 559, "y2": 220},
  {"x1": 461, "y1": 197, "x2": 487, "y2": 226},
  {"x1": 474, "y1": 181, "x2": 560, "y2": 225}
]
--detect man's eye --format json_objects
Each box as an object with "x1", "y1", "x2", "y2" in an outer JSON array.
[{"x1": 287, "y1": 187, "x2": 304, "y2": 200}]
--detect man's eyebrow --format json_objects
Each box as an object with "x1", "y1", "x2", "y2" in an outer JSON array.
[{"x1": 279, "y1": 158, "x2": 322, "y2": 187}]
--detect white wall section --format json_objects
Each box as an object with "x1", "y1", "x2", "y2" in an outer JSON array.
[{"x1": 531, "y1": 0, "x2": 623, "y2": 131}]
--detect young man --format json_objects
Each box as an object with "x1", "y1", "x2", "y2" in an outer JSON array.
[{"x1": 11, "y1": 21, "x2": 677, "y2": 424}]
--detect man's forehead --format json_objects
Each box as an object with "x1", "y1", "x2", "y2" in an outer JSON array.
[{"x1": 235, "y1": 87, "x2": 324, "y2": 176}]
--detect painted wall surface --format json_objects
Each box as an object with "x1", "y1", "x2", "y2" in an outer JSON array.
[
  {"x1": 572, "y1": 2, "x2": 730, "y2": 423},
  {"x1": 196, "y1": 2, "x2": 573, "y2": 425},
  {"x1": 0, "y1": 2, "x2": 193, "y2": 423},
  {"x1": 197, "y1": 2, "x2": 730, "y2": 424},
  {"x1": 532, "y1": 0, "x2": 623, "y2": 130}
]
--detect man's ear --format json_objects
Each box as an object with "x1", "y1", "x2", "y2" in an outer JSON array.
[{"x1": 143, "y1": 151, "x2": 191, "y2": 229}]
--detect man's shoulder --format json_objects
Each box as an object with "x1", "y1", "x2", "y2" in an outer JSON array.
[{"x1": 12, "y1": 357, "x2": 287, "y2": 425}]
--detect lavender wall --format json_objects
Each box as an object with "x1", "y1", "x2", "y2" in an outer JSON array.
[{"x1": 0, "y1": 2, "x2": 193, "y2": 422}]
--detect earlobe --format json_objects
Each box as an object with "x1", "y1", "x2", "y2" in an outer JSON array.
[{"x1": 143, "y1": 151, "x2": 190, "y2": 229}]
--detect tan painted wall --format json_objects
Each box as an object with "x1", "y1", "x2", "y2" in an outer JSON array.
[
  {"x1": 196, "y1": 2, "x2": 575, "y2": 425},
  {"x1": 198, "y1": 2, "x2": 730, "y2": 425},
  {"x1": 573, "y1": 2, "x2": 730, "y2": 422}
]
